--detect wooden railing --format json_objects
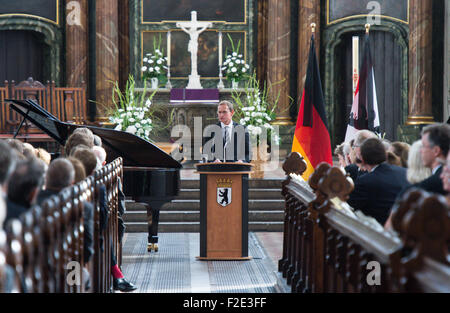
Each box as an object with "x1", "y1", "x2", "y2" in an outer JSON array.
[
  {"x1": 279, "y1": 152, "x2": 450, "y2": 293},
  {"x1": 0, "y1": 158, "x2": 122, "y2": 293},
  {"x1": 0, "y1": 78, "x2": 87, "y2": 134}
]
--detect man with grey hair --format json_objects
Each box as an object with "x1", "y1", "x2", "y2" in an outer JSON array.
[
  {"x1": 402, "y1": 123, "x2": 450, "y2": 195},
  {"x1": 203, "y1": 100, "x2": 250, "y2": 163},
  {"x1": 345, "y1": 129, "x2": 378, "y2": 181}
]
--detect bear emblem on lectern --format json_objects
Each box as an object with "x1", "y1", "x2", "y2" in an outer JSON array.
[{"x1": 216, "y1": 178, "x2": 232, "y2": 207}]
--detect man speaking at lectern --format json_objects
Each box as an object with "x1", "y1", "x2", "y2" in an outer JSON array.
[{"x1": 203, "y1": 100, "x2": 251, "y2": 163}]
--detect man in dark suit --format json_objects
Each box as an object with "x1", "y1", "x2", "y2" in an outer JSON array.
[
  {"x1": 347, "y1": 138, "x2": 410, "y2": 226},
  {"x1": 203, "y1": 100, "x2": 251, "y2": 163},
  {"x1": 4, "y1": 157, "x2": 46, "y2": 227},
  {"x1": 408, "y1": 124, "x2": 450, "y2": 195}
]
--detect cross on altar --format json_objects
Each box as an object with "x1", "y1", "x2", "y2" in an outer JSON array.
[{"x1": 176, "y1": 11, "x2": 212, "y2": 89}]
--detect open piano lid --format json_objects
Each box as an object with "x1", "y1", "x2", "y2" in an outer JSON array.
[{"x1": 8, "y1": 99, "x2": 182, "y2": 169}]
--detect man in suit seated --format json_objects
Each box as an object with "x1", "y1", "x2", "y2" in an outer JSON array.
[
  {"x1": 203, "y1": 100, "x2": 251, "y2": 163},
  {"x1": 347, "y1": 138, "x2": 410, "y2": 226},
  {"x1": 345, "y1": 130, "x2": 377, "y2": 182},
  {"x1": 4, "y1": 157, "x2": 46, "y2": 227},
  {"x1": 407, "y1": 123, "x2": 450, "y2": 195}
]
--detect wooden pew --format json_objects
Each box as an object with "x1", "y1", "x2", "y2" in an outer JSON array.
[
  {"x1": 92, "y1": 157, "x2": 122, "y2": 293},
  {"x1": 1, "y1": 157, "x2": 123, "y2": 293},
  {"x1": 279, "y1": 153, "x2": 450, "y2": 293}
]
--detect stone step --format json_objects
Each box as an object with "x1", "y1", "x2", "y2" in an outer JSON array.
[
  {"x1": 123, "y1": 210, "x2": 284, "y2": 223},
  {"x1": 125, "y1": 199, "x2": 285, "y2": 211},
  {"x1": 124, "y1": 221, "x2": 283, "y2": 233},
  {"x1": 175, "y1": 188, "x2": 283, "y2": 200},
  {"x1": 179, "y1": 178, "x2": 284, "y2": 189}
]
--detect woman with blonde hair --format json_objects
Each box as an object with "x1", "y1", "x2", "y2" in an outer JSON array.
[{"x1": 406, "y1": 140, "x2": 432, "y2": 183}]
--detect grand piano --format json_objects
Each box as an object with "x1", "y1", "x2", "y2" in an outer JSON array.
[{"x1": 8, "y1": 99, "x2": 182, "y2": 252}]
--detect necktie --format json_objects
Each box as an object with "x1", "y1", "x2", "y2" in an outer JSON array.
[{"x1": 224, "y1": 126, "x2": 230, "y2": 147}]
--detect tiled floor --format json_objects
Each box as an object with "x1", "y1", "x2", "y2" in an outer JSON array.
[{"x1": 120, "y1": 232, "x2": 286, "y2": 293}]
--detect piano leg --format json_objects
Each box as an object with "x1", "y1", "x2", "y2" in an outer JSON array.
[{"x1": 146, "y1": 206, "x2": 160, "y2": 252}]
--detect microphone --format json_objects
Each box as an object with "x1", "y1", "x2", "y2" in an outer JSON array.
[{"x1": 223, "y1": 141, "x2": 228, "y2": 162}]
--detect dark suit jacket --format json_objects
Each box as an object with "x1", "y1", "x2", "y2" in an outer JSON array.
[
  {"x1": 412, "y1": 166, "x2": 445, "y2": 195},
  {"x1": 4, "y1": 199, "x2": 31, "y2": 227},
  {"x1": 203, "y1": 121, "x2": 251, "y2": 163},
  {"x1": 345, "y1": 163, "x2": 368, "y2": 182},
  {"x1": 347, "y1": 163, "x2": 410, "y2": 226}
]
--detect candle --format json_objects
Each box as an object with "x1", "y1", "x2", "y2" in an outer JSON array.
[
  {"x1": 167, "y1": 31, "x2": 171, "y2": 67},
  {"x1": 218, "y1": 31, "x2": 222, "y2": 66}
]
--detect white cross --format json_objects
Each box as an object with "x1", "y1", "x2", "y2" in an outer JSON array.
[{"x1": 176, "y1": 11, "x2": 212, "y2": 89}]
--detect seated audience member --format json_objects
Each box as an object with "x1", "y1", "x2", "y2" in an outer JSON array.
[
  {"x1": 5, "y1": 139, "x2": 24, "y2": 155},
  {"x1": 72, "y1": 127, "x2": 95, "y2": 143},
  {"x1": 334, "y1": 144, "x2": 346, "y2": 168},
  {"x1": 386, "y1": 151, "x2": 402, "y2": 167},
  {"x1": 36, "y1": 148, "x2": 52, "y2": 165},
  {"x1": 71, "y1": 147, "x2": 98, "y2": 176},
  {"x1": 0, "y1": 141, "x2": 17, "y2": 194},
  {"x1": 4, "y1": 158, "x2": 46, "y2": 226},
  {"x1": 64, "y1": 132, "x2": 94, "y2": 156},
  {"x1": 68, "y1": 157, "x2": 87, "y2": 183},
  {"x1": 346, "y1": 130, "x2": 377, "y2": 182},
  {"x1": 93, "y1": 146, "x2": 107, "y2": 168},
  {"x1": 36, "y1": 158, "x2": 75, "y2": 203},
  {"x1": 347, "y1": 138, "x2": 410, "y2": 226},
  {"x1": 406, "y1": 140, "x2": 432, "y2": 184},
  {"x1": 93, "y1": 135, "x2": 102, "y2": 147},
  {"x1": 388, "y1": 141, "x2": 410, "y2": 168},
  {"x1": 22, "y1": 143, "x2": 36, "y2": 160},
  {"x1": 342, "y1": 142, "x2": 352, "y2": 166},
  {"x1": 404, "y1": 124, "x2": 450, "y2": 195}
]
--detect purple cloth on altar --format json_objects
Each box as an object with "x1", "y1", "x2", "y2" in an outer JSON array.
[{"x1": 170, "y1": 89, "x2": 219, "y2": 103}]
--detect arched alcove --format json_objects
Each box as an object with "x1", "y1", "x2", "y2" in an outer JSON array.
[
  {"x1": 0, "y1": 17, "x2": 62, "y2": 84},
  {"x1": 322, "y1": 19, "x2": 408, "y2": 146}
]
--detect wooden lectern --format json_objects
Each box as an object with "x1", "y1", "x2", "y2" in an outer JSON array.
[{"x1": 195, "y1": 162, "x2": 253, "y2": 260}]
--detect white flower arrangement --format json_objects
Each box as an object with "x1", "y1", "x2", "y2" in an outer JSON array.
[
  {"x1": 221, "y1": 34, "x2": 249, "y2": 83},
  {"x1": 110, "y1": 106, "x2": 153, "y2": 140},
  {"x1": 108, "y1": 75, "x2": 159, "y2": 142},
  {"x1": 232, "y1": 73, "x2": 280, "y2": 145},
  {"x1": 142, "y1": 35, "x2": 168, "y2": 81}
]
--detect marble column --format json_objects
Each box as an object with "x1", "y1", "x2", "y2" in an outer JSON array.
[
  {"x1": 96, "y1": 0, "x2": 119, "y2": 120},
  {"x1": 257, "y1": 0, "x2": 268, "y2": 85},
  {"x1": 407, "y1": 0, "x2": 434, "y2": 125},
  {"x1": 65, "y1": 0, "x2": 88, "y2": 87},
  {"x1": 297, "y1": 0, "x2": 320, "y2": 113},
  {"x1": 267, "y1": 0, "x2": 291, "y2": 125}
]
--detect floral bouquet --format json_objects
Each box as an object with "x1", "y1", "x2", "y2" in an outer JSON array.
[
  {"x1": 231, "y1": 72, "x2": 280, "y2": 145},
  {"x1": 108, "y1": 75, "x2": 159, "y2": 142},
  {"x1": 221, "y1": 34, "x2": 250, "y2": 83},
  {"x1": 142, "y1": 35, "x2": 168, "y2": 82}
]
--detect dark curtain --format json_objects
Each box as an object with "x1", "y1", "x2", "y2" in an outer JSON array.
[{"x1": 0, "y1": 30, "x2": 45, "y2": 83}]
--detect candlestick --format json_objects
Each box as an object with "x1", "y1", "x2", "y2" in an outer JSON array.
[
  {"x1": 218, "y1": 31, "x2": 222, "y2": 66},
  {"x1": 167, "y1": 31, "x2": 171, "y2": 67}
]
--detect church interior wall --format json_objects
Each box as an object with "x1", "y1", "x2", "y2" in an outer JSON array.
[{"x1": 0, "y1": 0, "x2": 448, "y2": 141}]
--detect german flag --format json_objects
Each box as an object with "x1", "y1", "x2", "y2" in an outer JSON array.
[{"x1": 291, "y1": 34, "x2": 332, "y2": 180}]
